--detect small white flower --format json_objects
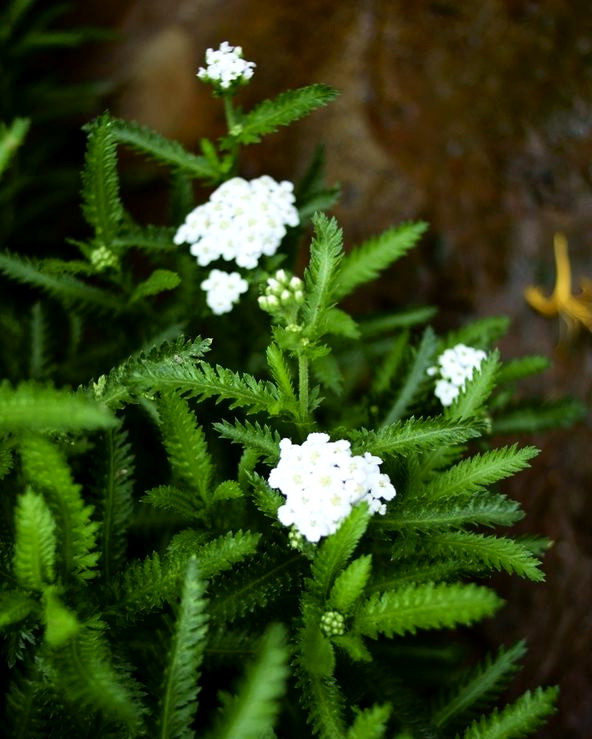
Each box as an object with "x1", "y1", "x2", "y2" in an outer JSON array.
[
  {"x1": 197, "y1": 41, "x2": 255, "y2": 91},
  {"x1": 429, "y1": 344, "x2": 487, "y2": 407},
  {"x1": 269, "y1": 432, "x2": 396, "y2": 543},
  {"x1": 200, "y1": 269, "x2": 248, "y2": 315}
]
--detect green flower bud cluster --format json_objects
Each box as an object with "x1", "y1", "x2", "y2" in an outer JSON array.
[
  {"x1": 258, "y1": 269, "x2": 304, "y2": 323},
  {"x1": 90, "y1": 245, "x2": 118, "y2": 272},
  {"x1": 320, "y1": 610, "x2": 346, "y2": 637}
]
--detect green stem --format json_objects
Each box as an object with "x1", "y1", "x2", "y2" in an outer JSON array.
[
  {"x1": 298, "y1": 353, "x2": 309, "y2": 422},
  {"x1": 223, "y1": 95, "x2": 240, "y2": 175}
]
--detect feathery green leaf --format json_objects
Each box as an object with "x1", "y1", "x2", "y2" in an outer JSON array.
[
  {"x1": 13, "y1": 488, "x2": 56, "y2": 591},
  {"x1": 19, "y1": 436, "x2": 100, "y2": 581},
  {"x1": 81, "y1": 112, "x2": 123, "y2": 244},
  {"x1": 428, "y1": 531, "x2": 545, "y2": 581},
  {"x1": 130, "y1": 269, "x2": 180, "y2": 302},
  {"x1": 349, "y1": 417, "x2": 484, "y2": 458},
  {"x1": 207, "y1": 623, "x2": 288, "y2": 739},
  {"x1": 346, "y1": 703, "x2": 392, "y2": 739},
  {"x1": 99, "y1": 426, "x2": 134, "y2": 583},
  {"x1": 226, "y1": 84, "x2": 338, "y2": 146},
  {"x1": 158, "y1": 557, "x2": 208, "y2": 739},
  {"x1": 302, "y1": 213, "x2": 345, "y2": 341},
  {"x1": 431, "y1": 640, "x2": 527, "y2": 728},
  {"x1": 311, "y1": 503, "x2": 371, "y2": 601},
  {"x1": 354, "y1": 583, "x2": 502, "y2": 638},
  {"x1": 158, "y1": 390, "x2": 214, "y2": 504},
  {"x1": 382, "y1": 326, "x2": 438, "y2": 424},
  {"x1": 0, "y1": 382, "x2": 115, "y2": 432},
  {"x1": 335, "y1": 221, "x2": 428, "y2": 301},
  {"x1": 459, "y1": 686, "x2": 559, "y2": 739},
  {"x1": 0, "y1": 251, "x2": 125, "y2": 311},
  {"x1": 110, "y1": 116, "x2": 218, "y2": 181},
  {"x1": 419, "y1": 445, "x2": 538, "y2": 500}
]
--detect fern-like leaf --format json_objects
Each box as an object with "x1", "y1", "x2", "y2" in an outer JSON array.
[
  {"x1": 110, "y1": 116, "x2": 218, "y2": 181},
  {"x1": 158, "y1": 557, "x2": 208, "y2": 739},
  {"x1": 226, "y1": 84, "x2": 338, "y2": 147},
  {"x1": 431, "y1": 640, "x2": 527, "y2": 728},
  {"x1": 346, "y1": 703, "x2": 392, "y2": 739},
  {"x1": 428, "y1": 531, "x2": 545, "y2": 581},
  {"x1": 90, "y1": 335, "x2": 212, "y2": 410},
  {"x1": 380, "y1": 493, "x2": 523, "y2": 532},
  {"x1": 311, "y1": 503, "x2": 371, "y2": 601},
  {"x1": 444, "y1": 317, "x2": 510, "y2": 351},
  {"x1": 13, "y1": 488, "x2": 56, "y2": 591},
  {"x1": 491, "y1": 398, "x2": 586, "y2": 435},
  {"x1": 130, "y1": 269, "x2": 181, "y2": 302},
  {"x1": 354, "y1": 583, "x2": 503, "y2": 638},
  {"x1": 19, "y1": 436, "x2": 100, "y2": 581},
  {"x1": 0, "y1": 116, "x2": 30, "y2": 176},
  {"x1": 382, "y1": 326, "x2": 438, "y2": 425},
  {"x1": 335, "y1": 221, "x2": 427, "y2": 301},
  {"x1": 99, "y1": 425, "x2": 134, "y2": 583},
  {"x1": 302, "y1": 213, "x2": 345, "y2": 342},
  {"x1": 419, "y1": 444, "x2": 538, "y2": 500},
  {"x1": 459, "y1": 686, "x2": 558, "y2": 739},
  {"x1": 349, "y1": 417, "x2": 484, "y2": 458},
  {"x1": 0, "y1": 251, "x2": 125, "y2": 312},
  {"x1": 50, "y1": 620, "x2": 145, "y2": 730},
  {"x1": 207, "y1": 623, "x2": 288, "y2": 739},
  {"x1": 0, "y1": 381, "x2": 115, "y2": 432},
  {"x1": 158, "y1": 390, "x2": 214, "y2": 505},
  {"x1": 496, "y1": 356, "x2": 550, "y2": 385},
  {"x1": 213, "y1": 418, "x2": 281, "y2": 464},
  {"x1": 81, "y1": 112, "x2": 123, "y2": 244},
  {"x1": 328, "y1": 554, "x2": 372, "y2": 614},
  {"x1": 0, "y1": 590, "x2": 37, "y2": 629}
]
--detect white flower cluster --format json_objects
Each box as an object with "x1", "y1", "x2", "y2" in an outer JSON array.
[
  {"x1": 427, "y1": 343, "x2": 487, "y2": 406},
  {"x1": 200, "y1": 269, "x2": 248, "y2": 315},
  {"x1": 197, "y1": 41, "x2": 255, "y2": 90},
  {"x1": 174, "y1": 176, "x2": 300, "y2": 270},
  {"x1": 269, "y1": 433, "x2": 396, "y2": 544}
]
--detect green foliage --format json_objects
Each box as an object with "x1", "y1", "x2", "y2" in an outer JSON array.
[
  {"x1": 81, "y1": 113, "x2": 123, "y2": 245},
  {"x1": 431, "y1": 640, "x2": 527, "y2": 728},
  {"x1": 19, "y1": 435, "x2": 100, "y2": 581},
  {"x1": 335, "y1": 221, "x2": 428, "y2": 301},
  {"x1": 99, "y1": 426, "x2": 135, "y2": 583},
  {"x1": 157, "y1": 390, "x2": 214, "y2": 505},
  {"x1": 207, "y1": 623, "x2": 288, "y2": 739},
  {"x1": 110, "y1": 115, "x2": 218, "y2": 182},
  {"x1": 13, "y1": 488, "x2": 56, "y2": 591},
  {"x1": 0, "y1": 117, "x2": 29, "y2": 177},
  {"x1": 157, "y1": 557, "x2": 208, "y2": 739},
  {"x1": 223, "y1": 84, "x2": 338, "y2": 146},
  {"x1": 354, "y1": 583, "x2": 503, "y2": 638},
  {"x1": 459, "y1": 686, "x2": 559, "y2": 738},
  {"x1": 130, "y1": 269, "x2": 181, "y2": 302},
  {"x1": 0, "y1": 251, "x2": 125, "y2": 312}
]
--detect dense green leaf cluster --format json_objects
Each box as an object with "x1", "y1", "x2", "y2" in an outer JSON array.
[{"x1": 0, "y1": 34, "x2": 579, "y2": 739}]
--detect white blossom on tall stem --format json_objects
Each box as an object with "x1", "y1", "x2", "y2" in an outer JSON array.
[{"x1": 197, "y1": 41, "x2": 255, "y2": 91}]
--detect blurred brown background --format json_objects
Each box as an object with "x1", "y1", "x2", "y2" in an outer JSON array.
[{"x1": 72, "y1": 1, "x2": 591, "y2": 734}]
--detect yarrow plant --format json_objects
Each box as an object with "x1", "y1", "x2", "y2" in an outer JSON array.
[{"x1": 0, "y1": 34, "x2": 582, "y2": 739}]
